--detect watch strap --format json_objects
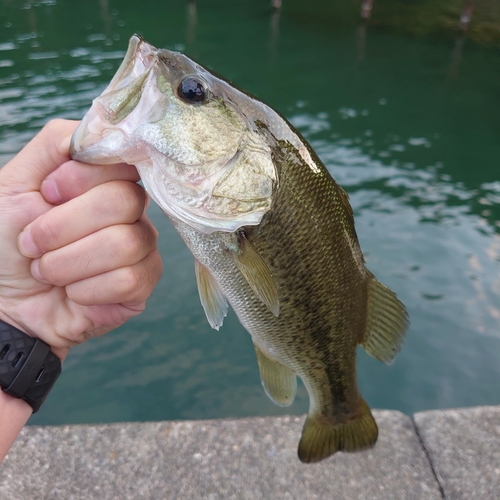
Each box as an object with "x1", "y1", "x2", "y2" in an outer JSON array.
[{"x1": 0, "y1": 320, "x2": 61, "y2": 413}]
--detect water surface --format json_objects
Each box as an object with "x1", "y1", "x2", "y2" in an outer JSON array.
[{"x1": 0, "y1": 0, "x2": 499, "y2": 425}]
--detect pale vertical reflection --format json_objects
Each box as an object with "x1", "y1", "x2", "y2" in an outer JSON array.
[
  {"x1": 99, "y1": 0, "x2": 113, "y2": 37},
  {"x1": 361, "y1": 0, "x2": 374, "y2": 20},
  {"x1": 459, "y1": 1, "x2": 475, "y2": 31},
  {"x1": 268, "y1": 7, "x2": 281, "y2": 60},
  {"x1": 447, "y1": 36, "x2": 466, "y2": 80},
  {"x1": 26, "y1": 0, "x2": 37, "y2": 36},
  {"x1": 356, "y1": 23, "x2": 367, "y2": 62},
  {"x1": 186, "y1": 0, "x2": 197, "y2": 49},
  {"x1": 24, "y1": 0, "x2": 41, "y2": 57}
]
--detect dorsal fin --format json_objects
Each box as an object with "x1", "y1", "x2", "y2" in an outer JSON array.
[
  {"x1": 233, "y1": 233, "x2": 280, "y2": 317},
  {"x1": 194, "y1": 258, "x2": 228, "y2": 330},
  {"x1": 360, "y1": 272, "x2": 409, "y2": 365},
  {"x1": 253, "y1": 342, "x2": 296, "y2": 406}
]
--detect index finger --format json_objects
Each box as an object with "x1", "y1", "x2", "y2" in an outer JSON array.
[
  {"x1": 19, "y1": 180, "x2": 147, "y2": 258},
  {"x1": 41, "y1": 160, "x2": 140, "y2": 204}
]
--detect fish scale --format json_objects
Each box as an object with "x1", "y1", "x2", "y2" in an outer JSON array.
[
  {"x1": 70, "y1": 35, "x2": 408, "y2": 463},
  {"x1": 172, "y1": 133, "x2": 373, "y2": 452}
]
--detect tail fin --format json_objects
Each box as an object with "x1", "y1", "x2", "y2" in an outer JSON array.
[{"x1": 297, "y1": 398, "x2": 378, "y2": 463}]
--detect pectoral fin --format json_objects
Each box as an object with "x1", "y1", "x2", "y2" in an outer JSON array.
[
  {"x1": 254, "y1": 342, "x2": 296, "y2": 406},
  {"x1": 360, "y1": 272, "x2": 409, "y2": 365},
  {"x1": 194, "y1": 258, "x2": 228, "y2": 330},
  {"x1": 233, "y1": 234, "x2": 280, "y2": 317}
]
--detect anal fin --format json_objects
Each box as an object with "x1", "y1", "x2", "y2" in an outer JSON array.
[
  {"x1": 360, "y1": 272, "x2": 409, "y2": 365},
  {"x1": 233, "y1": 233, "x2": 280, "y2": 317},
  {"x1": 194, "y1": 258, "x2": 228, "y2": 330},
  {"x1": 254, "y1": 342, "x2": 296, "y2": 406}
]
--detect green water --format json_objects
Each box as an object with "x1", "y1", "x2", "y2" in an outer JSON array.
[{"x1": 1, "y1": 0, "x2": 499, "y2": 425}]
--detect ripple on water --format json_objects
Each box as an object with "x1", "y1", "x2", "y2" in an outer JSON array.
[{"x1": 0, "y1": 2, "x2": 499, "y2": 423}]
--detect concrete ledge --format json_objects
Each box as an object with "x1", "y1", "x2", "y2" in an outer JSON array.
[
  {"x1": 0, "y1": 406, "x2": 498, "y2": 499},
  {"x1": 414, "y1": 406, "x2": 500, "y2": 500}
]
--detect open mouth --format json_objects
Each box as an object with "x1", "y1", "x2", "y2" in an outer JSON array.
[{"x1": 70, "y1": 36, "x2": 166, "y2": 165}]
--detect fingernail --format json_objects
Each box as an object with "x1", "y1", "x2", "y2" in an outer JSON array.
[
  {"x1": 31, "y1": 259, "x2": 47, "y2": 283},
  {"x1": 41, "y1": 177, "x2": 63, "y2": 204},
  {"x1": 18, "y1": 230, "x2": 40, "y2": 258}
]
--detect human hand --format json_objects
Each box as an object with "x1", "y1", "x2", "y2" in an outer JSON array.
[{"x1": 0, "y1": 119, "x2": 162, "y2": 361}]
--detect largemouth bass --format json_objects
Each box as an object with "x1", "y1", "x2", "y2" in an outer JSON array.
[{"x1": 70, "y1": 35, "x2": 408, "y2": 463}]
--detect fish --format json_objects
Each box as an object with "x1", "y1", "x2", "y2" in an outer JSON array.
[{"x1": 70, "y1": 35, "x2": 409, "y2": 463}]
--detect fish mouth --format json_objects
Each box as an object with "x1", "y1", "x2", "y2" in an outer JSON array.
[{"x1": 70, "y1": 35, "x2": 163, "y2": 165}]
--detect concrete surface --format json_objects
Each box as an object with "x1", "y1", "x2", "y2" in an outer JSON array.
[
  {"x1": 0, "y1": 406, "x2": 498, "y2": 499},
  {"x1": 414, "y1": 406, "x2": 500, "y2": 500}
]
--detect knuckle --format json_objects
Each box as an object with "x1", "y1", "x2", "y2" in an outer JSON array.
[
  {"x1": 132, "y1": 221, "x2": 157, "y2": 256},
  {"x1": 43, "y1": 119, "x2": 65, "y2": 135},
  {"x1": 122, "y1": 225, "x2": 145, "y2": 258},
  {"x1": 107, "y1": 225, "x2": 143, "y2": 264},
  {"x1": 119, "y1": 254, "x2": 160, "y2": 303},
  {"x1": 100, "y1": 181, "x2": 146, "y2": 222},
  {"x1": 38, "y1": 254, "x2": 62, "y2": 285},
  {"x1": 142, "y1": 217, "x2": 160, "y2": 243},
  {"x1": 33, "y1": 215, "x2": 61, "y2": 252},
  {"x1": 41, "y1": 119, "x2": 73, "y2": 146},
  {"x1": 139, "y1": 251, "x2": 163, "y2": 296},
  {"x1": 119, "y1": 267, "x2": 142, "y2": 297}
]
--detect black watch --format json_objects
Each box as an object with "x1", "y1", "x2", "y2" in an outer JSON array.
[{"x1": 0, "y1": 320, "x2": 62, "y2": 413}]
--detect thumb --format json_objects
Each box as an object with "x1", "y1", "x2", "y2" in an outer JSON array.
[{"x1": 0, "y1": 119, "x2": 80, "y2": 194}]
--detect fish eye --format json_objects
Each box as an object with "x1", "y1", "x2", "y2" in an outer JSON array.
[{"x1": 178, "y1": 77, "x2": 207, "y2": 104}]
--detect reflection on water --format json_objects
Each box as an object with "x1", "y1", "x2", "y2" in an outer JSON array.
[
  {"x1": 293, "y1": 105, "x2": 500, "y2": 343},
  {"x1": 0, "y1": 0, "x2": 499, "y2": 425},
  {"x1": 186, "y1": 0, "x2": 197, "y2": 48}
]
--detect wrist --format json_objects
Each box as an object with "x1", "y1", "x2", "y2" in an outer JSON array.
[
  {"x1": 0, "y1": 389, "x2": 32, "y2": 463},
  {"x1": 0, "y1": 309, "x2": 67, "y2": 362},
  {"x1": 0, "y1": 311, "x2": 30, "y2": 338}
]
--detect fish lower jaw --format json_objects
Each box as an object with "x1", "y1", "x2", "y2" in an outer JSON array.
[{"x1": 70, "y1": 111, "x2": 133, "y2": 165}]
